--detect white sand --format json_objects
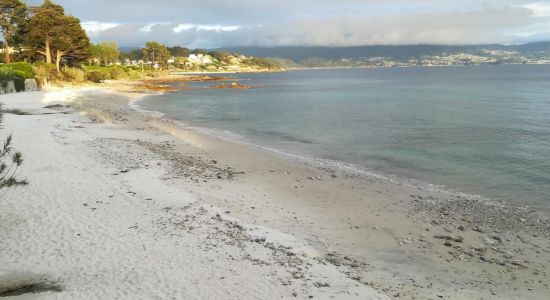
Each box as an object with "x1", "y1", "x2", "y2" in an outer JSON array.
[
  {"x1": 1, "y1": 87, "x2": 549, "y2": 299},
  {"x1": 0, "y1": 90, "x2": 387, "y2": 299}
]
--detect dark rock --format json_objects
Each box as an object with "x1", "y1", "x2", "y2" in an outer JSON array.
[
  {"x1": 473, "y1": 226, "x2": 484, "y2": 233},
  {"x1": 313, "y1": 282, "x2": 330, "y2": 288}
]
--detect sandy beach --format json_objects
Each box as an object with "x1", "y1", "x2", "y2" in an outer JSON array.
[{"x1": 1, "y1": 85, "x2": 549, "y2": 299}]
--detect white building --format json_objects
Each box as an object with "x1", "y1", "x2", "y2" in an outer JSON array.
[{"x1": 187, "y1": 54, "x2": 213, "y2": 66}]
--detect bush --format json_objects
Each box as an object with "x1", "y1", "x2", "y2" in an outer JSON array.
[
  {"x1": 61, "y1": 67, "x2": 86, "y2": 83},
  {"x1": 0, "y1": 66, "x2": 15, "y2": 81},
  {"x1": 6, "y1": 62, "x2": 34, "y2": 79},
  {"x1": 86, "y1": 69, "x2": 110, "y2": 83},
  {"x1": 0, "y1": 66, "x2": 24, "y2": 91},
  {"x1": 108, "y1": 66, "x2": 127, "y2": 79},
  {"x1": 81, "y1": 65, "x2": 101, "y2": 72},
  {"x1": 127, "y1": 70, "x2": 141, "y2": 79},
  {"x1": 32, "y1": 62, "x2": 59, "y2": 82},
  {"x1": 82, "y1": 65, "x2": 132, "y2": 82}
]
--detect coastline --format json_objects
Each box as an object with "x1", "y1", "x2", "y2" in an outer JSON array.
[
  {"x1": 132, "y1": 92, "x2": 485, "y2": 202},
  {"x1": 1, "y1": 85, "x2": 549, "y2": 299},
  {"x1": 285, "y1": 62, "x2": 550, "y2": 71}
]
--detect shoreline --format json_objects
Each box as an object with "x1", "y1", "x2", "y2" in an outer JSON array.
[
  {"x1": 156, "y1": 62, "x2": 550, "y2": 77},
  {"x1": 129, "y1": 76, "x2": 549, "y2": 211},
  {"x1": 2, "y1": 85, "x2": 549, "y2": 299},
  {"x1": 134, "y1": 93, "x2": 491, "y2": 205}
]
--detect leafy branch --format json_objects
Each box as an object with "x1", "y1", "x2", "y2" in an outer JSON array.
[{"x1": 0, "y1": 103, "x2": 27, "y2": 195}]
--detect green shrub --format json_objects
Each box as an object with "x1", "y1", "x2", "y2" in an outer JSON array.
[
  {"x1": 127, "y1": 69, "x2": 141, "y2": 79},
  {"x1": 0, "y1": 66, "x2": 15, "y2": 80},
  {"x1": 0, "y1": 65, "x2": 31, "y2": 91},
  {"x1": 82, "y1": 65, "x2": 101, "y2": 72},
  {"x1": 108, "y1": 66, "x2": 127, "y2": 79},
  {"x1": 86, "y1": 69, "x2": 110, "y2": 83},
  {"x1": 13, "y1": 70, "x2": 27, "y2": 78},
  {"x1": 82, "y1": 65, "x2": 131, "y2": 82},
  {"x1": 62, "y1": 67, "x2": 86, "y2": 83},
  {"x1": 128, "y1": 66, "x2": 142, "y2": 71},
  {"x1": 6, "y1": 62, "x2": 34, "y2": 79}
]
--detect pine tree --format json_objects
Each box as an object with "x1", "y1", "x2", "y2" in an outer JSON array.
[
  {"x1": 51, "y1": 14, "x2": 90, "y2": 72},
  {"x1": 141, "y1": 42, "x2": 170, "y2": 69},
  {"x1": 0, "y1": 0, "x2": 27, "y2": 64},
  {"x1": 25, "y1": 0, "x2": 89, "y2": 72},
  {"x1": 90, "y1": 42, "x2": 119, "y2": 66},
  {"x1": 25, "y1": 0, "x2": 64, "y2": 64}
]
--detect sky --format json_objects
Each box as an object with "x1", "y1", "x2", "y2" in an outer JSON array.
[{"x1": 23, "y1": 0, "x2": 550, "y2": 48}]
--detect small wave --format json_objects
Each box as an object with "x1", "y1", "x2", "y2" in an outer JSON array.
[
  {"x1": 181, "y1": 122, "x2": 483, "y2": 199},
  {"x1": 126, "y1": 95, "x2": 489, "y2": 204},
  {"x1": 128, "y1": 94, "x2": 166, "y2": 118},
  {"x1": 187, "y1": 126, "x2": 245, "y2": 141}
]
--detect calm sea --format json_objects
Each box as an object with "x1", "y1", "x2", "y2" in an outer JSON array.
[{"x1": 137, "y1": 65, "x2": 550, "y2": 208}]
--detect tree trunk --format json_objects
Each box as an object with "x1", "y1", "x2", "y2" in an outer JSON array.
[
  {"x1": 45, "y1": 38, "x2": 52, "y2": 64},
  {"x1": 55, "y1": 50, "x2": 64, "y2": 73},
  {"x1": 3, "y1": 32, "x2": 11, "y2": 64}
]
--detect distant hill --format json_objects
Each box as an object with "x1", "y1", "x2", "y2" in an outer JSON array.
[
  {"x1": 216, "y1": 42, "x2": 550, "y2": 68},
  {"x1": 220, "y1": 42, "x2": 550, "y2": 62},
  {"x1": 118, "y1": 42, "x2": 550, "y2": 68}
]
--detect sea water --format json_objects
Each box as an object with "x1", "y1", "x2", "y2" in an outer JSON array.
[{"x1": 137, "y1": 65, "x2": 550, "y2": 208}]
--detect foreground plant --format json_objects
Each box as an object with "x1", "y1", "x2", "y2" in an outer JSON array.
[{"x1": 0, "y1": 103, "x2": 26, "y2": 193}]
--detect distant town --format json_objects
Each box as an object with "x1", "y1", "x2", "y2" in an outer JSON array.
[
  {"x1": 295, "y1": 50, "x2": 550, "y2": 68},
  {"x1": 113, "y1": 45, "x2": 550, "y2": 71},
  {"x1": 224, "y1": 42, "x2": 550, "y2": 69}
]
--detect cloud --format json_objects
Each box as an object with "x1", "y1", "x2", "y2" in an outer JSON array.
[
  {"x1": 23, "y1": 0, "x2": 550, "y2": 47},
  {"x1": 88, "y1": 5, "x2": 546, "y2": 47},
  {"x1": 172, "y1": 24, "x2": 241, "y2": 33},
  {"x1": 139, "y1": 22, "x2": 170, "y2": 33},
  {"x1": 82, "y1": 21, "x2": 119, "y2": 36},
  {"x1": 524, "y1": 2, "x2": 550, "y2": 17}
]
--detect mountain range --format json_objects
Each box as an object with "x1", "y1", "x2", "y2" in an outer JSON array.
[{"x1": 220, "y1": 42, "x2": 550, "y2": 61}]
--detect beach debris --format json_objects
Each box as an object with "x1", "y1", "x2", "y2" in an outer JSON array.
[
  {"x1": 0, "y1": 273, "x2": 63, "y2": 297},
  {"x1": 313, "y1": 282, "x2": 331, "y2": 288},
  {"x1": 433, "y1": 235, "x2": 464, "y2": 243},
  {"x1": 135, "y1": 140, "x2": 239, "y2": 181}
]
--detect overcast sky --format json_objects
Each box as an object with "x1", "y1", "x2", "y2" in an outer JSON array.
[{"x1": 23, "y1": 0, "x2": 550, "y2": 48}]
